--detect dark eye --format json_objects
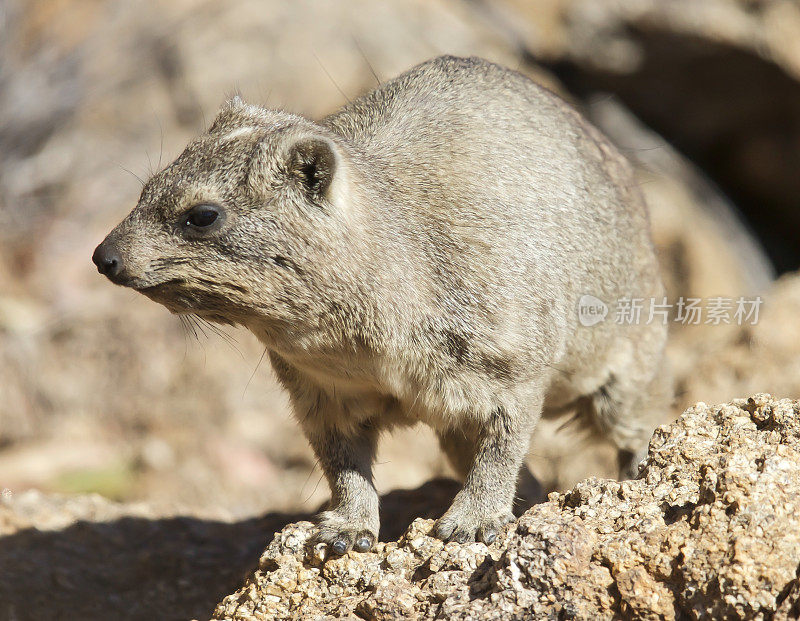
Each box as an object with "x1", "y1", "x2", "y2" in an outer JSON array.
[{"x1": 185, "y1": 205, "x2": 219, "y2": 228}]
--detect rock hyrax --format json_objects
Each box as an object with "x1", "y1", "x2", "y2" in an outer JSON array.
[{"x1": 94, "y1": 56, "x2": 668, "y2": 553}]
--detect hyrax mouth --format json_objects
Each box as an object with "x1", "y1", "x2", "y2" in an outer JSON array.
[
  {"x1": 136, "y1": 278, "x2": 239, "y2": 325},
  {"x1": 136, "y1": 278, "x2": 192, "y2": 311}
]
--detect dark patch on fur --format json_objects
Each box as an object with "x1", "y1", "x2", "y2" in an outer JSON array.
[
  {"x1": 208, "y1": 239, "x2": 242, "y2": 260},
  {"x1": 490, "y1": 405, "x2": 514, "y2": 437},
  {"x1": 442, "y1": 330, "x2": 469, "y2": 365},
  {"x1": 595, "y1": 374, "x2": 621, "y2": 415},
  {"x1": 480, "y1": 354, "x2": 515, "y2": 381},
  {"x1": 150, "y1": 256, "x2": 192, "y2": 269},
  {"x1": 327, "y1": 300, "x2": 374, "y2": 351},
  {"x1": 271, "y1": 255, "x2": 291, "y2": 269}
]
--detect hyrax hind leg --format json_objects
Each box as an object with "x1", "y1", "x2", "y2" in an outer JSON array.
[
  {"x1": 437, "y1": 426, "x2": 543, "y2": 513},
  {"x1": 433, "y1": 393, "x2": 542, "y2": 544},
  {"x1": 585, "y1": 331, "x2": 671, "y2": 479}
]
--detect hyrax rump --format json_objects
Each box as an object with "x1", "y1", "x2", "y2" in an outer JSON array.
[{"x1": 93, "y1": 56, "x2": 668, "y2": 552}]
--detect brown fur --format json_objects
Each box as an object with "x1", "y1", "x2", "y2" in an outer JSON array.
[{"x1": 94, "y1": 56, "x2": 669, "y2": 551}]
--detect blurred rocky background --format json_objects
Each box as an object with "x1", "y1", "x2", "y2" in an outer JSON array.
[{"x1": 1, "y1": 2, "x2": 800, "y2": 615}]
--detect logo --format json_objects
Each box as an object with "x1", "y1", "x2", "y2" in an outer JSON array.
[{"x1": 578, "y1": 295, "x2": 608, "y2": 327}]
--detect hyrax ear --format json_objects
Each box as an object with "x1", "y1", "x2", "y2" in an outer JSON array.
[{"x1": 285, "y1": 136, "x2": 337, "y2": 199}]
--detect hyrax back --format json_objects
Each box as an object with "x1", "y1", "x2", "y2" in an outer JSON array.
[{"x1": 94, "y1": 56, "x2": 668, "y2": 552}]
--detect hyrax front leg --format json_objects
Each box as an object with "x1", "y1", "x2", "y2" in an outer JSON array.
[
  {"x1": 434, "y1": 402, "x2": 537, "y2": 544},
  {"x1": 305, "y1": 422, "x2": 380, "y2": 555}
]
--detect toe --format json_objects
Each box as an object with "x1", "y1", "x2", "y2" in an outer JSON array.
[
  {"x1": 331, "y1": 538, "x2": 350, "y2": 555},
  {"x1": 353, "y1": 531, "x2": 375, "y2": 552},
  {"x1": 313, "y1": 514, "x2": 377, "y2": 555},
  {"x1": 478, "y1": 525, "x2": 497, "y2": 544},
  {"x1": 433, "y1": 517, "x2": 457, "y2": 541},
  {"x1": 434, "y1": 517, "x2": 475, "y2": 543},
  {"x1": 449, "y1": 528, "x2": 472, "y2": 544},
  {"x1": 434, "y1": 510, "x2": 515, "y2": 544}
]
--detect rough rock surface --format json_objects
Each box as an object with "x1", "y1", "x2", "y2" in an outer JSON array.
[{"x1": 214, "y1": 394, "x2": 800, "y2": 620}]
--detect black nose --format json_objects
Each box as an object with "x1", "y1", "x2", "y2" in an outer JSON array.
[{"x1": 92, "y1": 241, "x2": 123, "y2": 279}]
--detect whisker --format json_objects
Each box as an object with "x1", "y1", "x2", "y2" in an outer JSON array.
[
  {"x1": 112, "y1": 160, "x2": 145, "y2": 186},
  {"x1": 304, "y1": 467, "x2": 327, "y2": 506},
  {"x1": 313, "y1": 51, "x2": 352, "y2": 105},
  {"x1": 301, "y1": 457, "x2": 322, "y2": 503},
  {"x1": 243, "y1": 345, "x2": 269, "y2": 397},
  {"x1": 188, "y1": 315, "x2": 203, "y2": 341},
  {"x1": 197, "y1": 317, "x2": 244, "y2": 358},
  {"x1": 179, "y1": 315, "x2": 199, "y2": 341},
  {"x1": 192, "y1": 316, "x2": 211, "y2": 340},
  {"x1": 157, "y1": 114, "x2": 164, "y2": 171},
  {"x1": 352, "y1": 35, "x2": 381, "y2": 85}
]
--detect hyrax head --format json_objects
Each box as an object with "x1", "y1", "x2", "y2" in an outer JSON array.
[{"x1": 93, "y1": 98, "x2": 349, "y2": 329}]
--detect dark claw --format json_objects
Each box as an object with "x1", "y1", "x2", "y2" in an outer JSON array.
[
  {"x1": 451, "y1": 531, "x2": 470, "y2": 544},
  {"x1": 482, "y1": 529, "x2": 497, "y2": 544},
  {"x1": 332, "y1": 539, "x2": 348, "y2": 555},
  {"x1": 354, "y1": 536, "x2": 372, "y2": 552}
]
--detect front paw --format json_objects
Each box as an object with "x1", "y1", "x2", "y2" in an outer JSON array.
[
  {"x1": 314, "y1": 509, "x2": 378, "y2": 555},
  {"x1": 433, "y1": 505, "x2": 514, "y2": 545}
]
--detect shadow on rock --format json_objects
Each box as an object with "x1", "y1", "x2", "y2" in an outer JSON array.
[{"x1": 0, "y1": 478, "x2": 462, "y2": 621}]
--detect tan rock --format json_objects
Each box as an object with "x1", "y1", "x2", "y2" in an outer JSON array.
[{"x1": 214, "y1": 395, "x2": 800, "y2": 619}]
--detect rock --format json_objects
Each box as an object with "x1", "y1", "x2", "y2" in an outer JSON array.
[
  {"x1": 587, "y1": 94, "x2": 774, "y2": 300},
  {"x1": 481, "y1": 0, "x2": 800, "y2": 272},
  {"x1": 675, "y1": 272, "x2": 800, "y2": 408},
  {"x1": 214, "y1": 394, "x2": 800, "y2": 620},
  {"x1": 3, "y1": 396, "x2": 800, "y2": 619}
]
